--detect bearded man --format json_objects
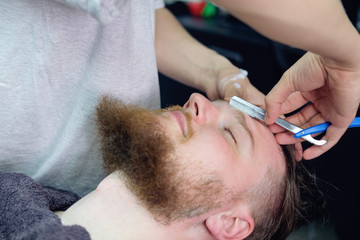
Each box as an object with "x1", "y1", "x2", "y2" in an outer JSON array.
[{"x1": 0, "y1": 93, "x2": 304, "y2": 240}]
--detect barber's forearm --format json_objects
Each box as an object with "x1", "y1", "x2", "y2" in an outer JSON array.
[
  {"x1": 155, "y1": 8, "x2": 238, "y2": 96},
  {"x1": 212, "y1": 0, "x2": 360, "y2": 66}
]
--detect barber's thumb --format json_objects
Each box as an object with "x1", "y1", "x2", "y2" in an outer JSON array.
[
  {"x1": 264, "y1": 96, "x2": 281, "y2": 124},
  {"x1": 265, "y1": 78, "x2": 294, "y2": 124}
]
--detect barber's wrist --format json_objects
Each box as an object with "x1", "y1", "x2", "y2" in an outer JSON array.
[
  {"x1": 218, "y1": 69, "x2": 248, "y2": 93},
  {"x1": 322, "y1": 36, "x2": 360, "y2": 68},
  {"x1": 201, "y1": 55, "x2": 238, "y2": 100}
]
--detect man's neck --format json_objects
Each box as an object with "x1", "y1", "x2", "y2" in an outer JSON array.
[{"x1": 56, "y1": 172, "x2": 214, "y2": 240}]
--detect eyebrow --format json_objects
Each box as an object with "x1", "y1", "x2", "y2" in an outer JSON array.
[{"x1": 233, "y1": 109, "x2": 255, "y2": 147}]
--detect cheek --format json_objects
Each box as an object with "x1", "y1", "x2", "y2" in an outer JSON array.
[
  {"x1": 256, "y1": 137, "x2": 283, "y2": 163},
  {"x1": 179, "y1": 130, "x2": 236, "y2": 173}
]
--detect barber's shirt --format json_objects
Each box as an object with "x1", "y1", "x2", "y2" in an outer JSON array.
[{"x1": 0, "y1": 0, "x2": 163, "y2": 196}]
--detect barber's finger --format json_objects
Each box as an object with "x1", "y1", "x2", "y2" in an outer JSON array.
[
  {"x1": 307, "y1": 110, "x2": 356, "y2": 154},
  {"x1": 268, "y1": 104, "x2": 319, "y2": 134},
  {"x1": 265, "y1": 76, "x2": 297, "y2": 124},
  {"x1": 275, "y1": 131, "x2": 304, "y2": 145},
  {"x1": 279, "y1": 103, "x2": 319, "y2": 128},
  {"x1": 275, "y1": 91, "x2": 308, "y2": 115},
  {"x1": 268, "y1": 123, "x2": 287, "y2": 134},
  {"x1": 302, "y1": 125, "x2": 347, "y2": 159},
  {"x1": 275, "y1": 126, "x2": 325, "y2": 145},
  {"x1": 273, "y1": 113, "x2": 327, "y2": 144}
]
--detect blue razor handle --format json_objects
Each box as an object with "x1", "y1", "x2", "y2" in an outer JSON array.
[{"x1": 294, "y1": 117, "x2": 360, "y2": 139}]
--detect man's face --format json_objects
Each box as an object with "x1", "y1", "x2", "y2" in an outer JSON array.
[
  {"x1": 160, "y1": 93, "x2": 286, "y2": 194},
  {"x1": 96, "y1": 93, "x2": 286, "y2": 223}
]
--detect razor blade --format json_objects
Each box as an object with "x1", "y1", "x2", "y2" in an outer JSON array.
[{"x1": 229, "y1": 96, "x2": 326, "y2": 146}]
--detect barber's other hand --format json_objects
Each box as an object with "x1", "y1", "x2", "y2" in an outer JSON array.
[
  {"x1": 265, "y1": 52, "x2": 360, "y2": 160},
  {"x1": 208, "y1": 68, "x2": 265, "y2": 108}
]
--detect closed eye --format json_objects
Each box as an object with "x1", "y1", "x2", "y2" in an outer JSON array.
[{"x1": 224, "y1": 127, "x2": 237, "y2": 144}]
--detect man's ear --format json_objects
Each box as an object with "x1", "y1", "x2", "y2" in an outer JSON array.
[{"x1": 205, "y1": 208, "x2": 254, "y2": 240}]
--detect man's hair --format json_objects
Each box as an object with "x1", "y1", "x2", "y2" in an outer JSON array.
[{"x1": 244, "y1": 145, "x2": 317, "y2": 240}]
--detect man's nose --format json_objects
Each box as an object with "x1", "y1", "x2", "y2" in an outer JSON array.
[{"x1": 183, "y1": 93, "x2": 218, "y2": 125}]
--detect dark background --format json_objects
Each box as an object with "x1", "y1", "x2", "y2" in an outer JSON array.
[{"x1": 159, "y1": 1, "x2": 360, "y2": 239}]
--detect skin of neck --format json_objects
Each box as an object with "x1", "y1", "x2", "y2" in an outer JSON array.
[{"x1": 56, "y1": 172, "x2": 217, "y2": 240}]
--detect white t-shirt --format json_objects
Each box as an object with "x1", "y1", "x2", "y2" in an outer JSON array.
[{"x1": 0, "y1": 0, "x2": 164, "y2": 196}]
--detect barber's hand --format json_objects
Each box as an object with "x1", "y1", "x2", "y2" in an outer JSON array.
[
  {"x1": 265, "y1": 52, "x2": 360, "y2": 160},
  {"x1": 208, "y1": 68, "x2": 265, "y2": 107}
]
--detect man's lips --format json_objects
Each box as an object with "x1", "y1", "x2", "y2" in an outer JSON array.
[{"x1": 169, "y1": 111, "x2": 186, "y2": 136}]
